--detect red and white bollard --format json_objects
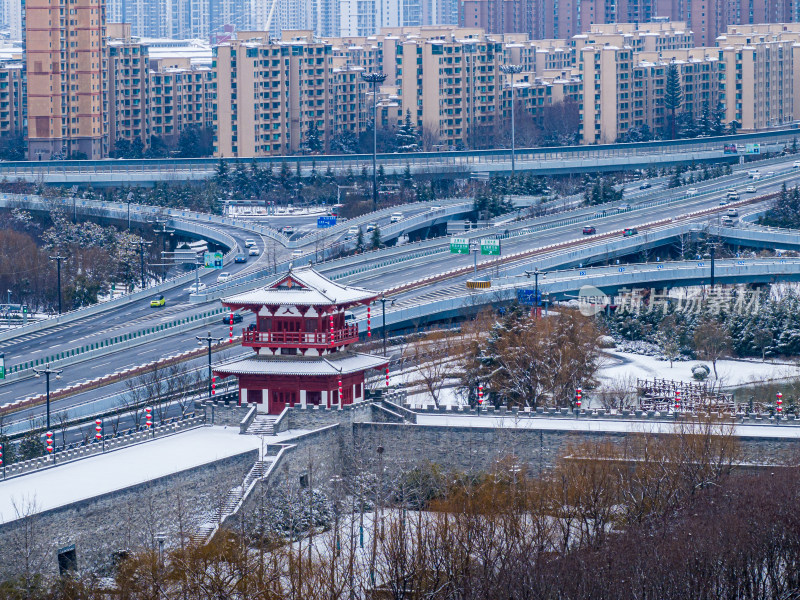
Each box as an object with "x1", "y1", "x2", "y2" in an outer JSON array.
[
  {"x1": 46, "y1": 431, "x2": 53, "y2": 455},
  {"x1": 367, "y1": 306, "x2": 371, "y2": 338},
  {"x1": 777, "y1": 392, "x2": 783, "y2": 415}
]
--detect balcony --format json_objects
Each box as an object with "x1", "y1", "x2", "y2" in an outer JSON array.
[{"x1": 243, "y1": 325, "x2": 359, "y2": 349}]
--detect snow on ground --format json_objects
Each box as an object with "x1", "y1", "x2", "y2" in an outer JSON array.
[
  {"x1": 597, "y1": 351, "x2": 800, "y2": 388},
  {"x1": 0, "y1": 426, "x2": 264, "y2": 524},
  {"x1": 415, "y1": 414, "x2": 800, "y2": 439}
]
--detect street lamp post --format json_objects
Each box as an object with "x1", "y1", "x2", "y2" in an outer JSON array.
[
  {"x1": 33, "y1": 363, "x2": 63, "y2": 431},
  {"x1": 500, "y1": 64, "x2": 523, "y2": 179},
  {"x1": 129, "y1": 240, "x2": 153, "y2": 291},
  {"x1": 154, "y1": 222, "x2": 175, "y2": 282},
  {"x1": 49, "y1": 254, "x2": 66, "y2": 314},
  {"x1": 127, "y1": 191, "x2": 134, "y2": 231},
  {"x1": 525, "y1": 268, "x2": 545, "y2": 317},
  {"x1": 5, "y1": 290, "x2": 10, "y2": 306},
  {"x1": 197, "y1": 331, "x2": 223, "y2": 402},
  {"x1": 379, "y1": 294, "x2": 395, "y2": 357},
  {"x1": 361, "y1": 72, "x2": 387, "y2": 213}
]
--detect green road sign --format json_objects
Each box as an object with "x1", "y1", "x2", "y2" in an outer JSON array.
[
  {"x1": 0, "y1": 353, "x2": 5, "y2": 380},
  {"x1": 450, "y1": 237, "x2": 470, "y2": 254},
  {"x1": 480, "y1": 239, "x2": 501, "y2": 256},
  {"x1": 204, "y1": 251, "x2": 224, "y2": 269}
]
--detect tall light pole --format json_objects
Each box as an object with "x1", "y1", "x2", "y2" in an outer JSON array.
[
  {"x1": 49, "y1": 254, "x2": 66, "y2": 314},
  {"x1": 525, "y1": 267, "x2": 545, "y2": 317},
  {"x1": 500, "y1": 64, "x2": 523, "y2": 179},
  {"x1": 154, "y1": 222, "x2": 175, "y2": 282},
  {"x1": 379, "y1": 294, "x2": 395, "y2": 357},
  {"x1": 127, "y1": 191, "x2": 134, "y2": 231},
  {"x1": 361, "y1": 72, "x2": 387, "y2": 212},
  {"x1": 197, "y1": 331, "x2": 223, "y2": 402},
  {"x1": 129, "y1": 240, "x2": 153, "y2": 291},
  {"x1": 33, "y1": 363, "x2": 63, "y2": 431}
]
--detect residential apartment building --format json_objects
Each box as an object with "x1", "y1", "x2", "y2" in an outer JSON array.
[
  {"x1": 0, "y1": 52, "x2": 23, "y2": 141},
  {"x1": 2, "y1": 0, "x2": 22, "y2": 39},
  {"x1": 394, "y1": 30, "x2": 503, "y2": 148},
  {"x1": 213, "y1": 31, "x2": 336, "y2": 157},
  {"x1": 107, "y1": 25, "x2": 215, "y2": 153},
  {"x1": 23, "y1": 0, "x2": 108, "y2": 160}
]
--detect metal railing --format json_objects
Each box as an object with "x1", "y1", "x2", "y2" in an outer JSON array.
[{"x1": 241, "y1": 325, "x2": 358, "y2": 347}]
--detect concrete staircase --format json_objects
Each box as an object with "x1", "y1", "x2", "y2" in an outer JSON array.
[
  {"x1": 191, "y1": 459, "x2": 271, "y2": 544},
  {"x1": 246, "y1": 415, "x2": 276, "y2": 436}
]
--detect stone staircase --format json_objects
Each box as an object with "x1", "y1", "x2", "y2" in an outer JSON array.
[
  {"x1": 246, "y1": 415, "x2": 276, "y2": 436},
  {"x1": 191, "y1": 459, "x2": 271, "y2": 544}
]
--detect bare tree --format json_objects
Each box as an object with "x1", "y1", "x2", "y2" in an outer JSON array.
[{"x1": 693, "y1": 319, "x2": 732, "y2": 378}]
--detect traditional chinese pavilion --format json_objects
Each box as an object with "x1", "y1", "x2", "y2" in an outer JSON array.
[{"x1": 213, "y1": 266, "x2": 388, "y2": 414}]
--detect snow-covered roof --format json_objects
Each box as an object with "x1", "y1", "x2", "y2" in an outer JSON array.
[
  {"x1": 214, "y1": 352, "x2": 388, "y2": 377},
  {"x1": 222, "y1": 266, "x2": 378, "y2": 308}
]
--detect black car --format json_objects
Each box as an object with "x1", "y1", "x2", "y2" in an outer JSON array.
[
  {"x1": 222, "y1": 313, "x2": 244, "y2": 325},
  {"x1": 639, "y1": 182, "x2": 652, "y2": 190},
  {"x1": 234, "y1": 253, "x2": 248, "y2": 263}
]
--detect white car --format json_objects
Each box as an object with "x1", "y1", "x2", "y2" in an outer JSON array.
[
  {"x1": 282, "y1": 226, "x2": 294, "y2": 235},
  {"x1": 347, "y1": 225, "x2": 360, "y2": 235},
  {"x1": 793, "y1": 162, "x2": 800, "y2": 168},
  {"x1": 217, "y1": 272, "x2": 231, "y2": 283},
  {"x1": 291, "y1": 250, "x2": 303, "y2": 259},
  {"x1": 685, "y1": 188, "x2": 698, "y2": 197},
  {"x1": 244, "y1": 239, "x2": 256, "y2": 248},
  {"x1": 249, "y1": 247, "x2": 260, "y2": 256},
  {"x1": 745, "y1": 186, "x2": 757, "y2": 193},
  {"x1": 187, "y1": 282, "x2": 206, "y2": 293},
  {"x1": 390, "y1": 212, "x2": 404, "y2": 223}
]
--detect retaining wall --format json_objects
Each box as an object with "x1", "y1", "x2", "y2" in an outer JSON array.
[{"x1": 0, "y1": 448, "x2": 257, "y2": 578}]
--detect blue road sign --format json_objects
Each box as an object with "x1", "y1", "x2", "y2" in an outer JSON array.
[
  {"x1": 516, "y1": 289, "x2": 541, "y2": 306},
  {"x1": 579, "y1": 270, "x2": 586, "y2": 276},
  {"x1": 317, "y1": 216, "x2": 337, "y2": 228}
]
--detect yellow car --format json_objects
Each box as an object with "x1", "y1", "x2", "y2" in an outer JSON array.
[{"x1": 150, "y1": 294, "x2": 166, "y2": 307}]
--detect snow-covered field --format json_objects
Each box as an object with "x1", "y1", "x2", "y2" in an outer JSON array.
[
  {"x1": 0, "y1": 426, "x2": 262, "y2": 524},
  {"x1": 597, "y1": 351, "x2": 800, "y2": 388}
]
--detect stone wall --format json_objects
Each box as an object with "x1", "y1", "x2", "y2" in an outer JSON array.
[
  {"x1": 0, "y1": 448, "x2": 258, "y2": 579},
  {"x1": 352, "y1": 421, "x2": 800, "y2": 475},
  {"x1": 202, "y1": 401, "x2": 251, "y2": 428}
]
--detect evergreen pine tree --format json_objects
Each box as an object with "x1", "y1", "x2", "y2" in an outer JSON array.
[
  {"x1": 664, "y1": 62, "x2": 683, "y2": 139},
  {"x1": 355, "y1": 227, "x2": 365, "y2": 252},
  {"x1": 395, "y1": 110, "x2": 419, "y2": 152},
  {"x1": 302, "y1": 121, "x2": 323, "y2": 153},
  {"x1": 370, "y1": 224, "x2": 382, "y2": 250}
]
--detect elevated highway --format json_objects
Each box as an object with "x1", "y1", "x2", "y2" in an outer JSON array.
[{"x1": 0, "y1": 128, "x2": 796, "y2": 184}]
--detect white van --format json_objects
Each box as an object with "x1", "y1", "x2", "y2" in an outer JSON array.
[
  {"x1": 390, "y1": 212, "x2": 404, "y2": 223},
  {"x1": 727, "y1": 208, "x2": 739, "y2": 217}
]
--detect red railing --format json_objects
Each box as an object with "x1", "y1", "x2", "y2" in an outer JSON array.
[{"x1": 242, "y1": 324, "x2": 359, "y2": 348}]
